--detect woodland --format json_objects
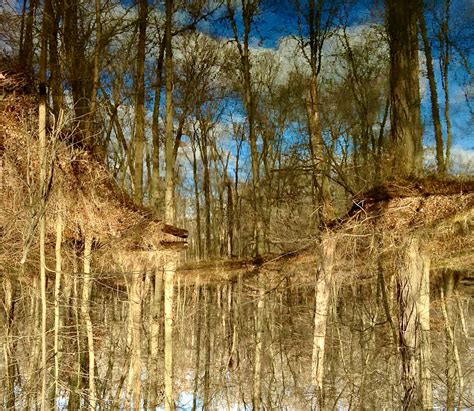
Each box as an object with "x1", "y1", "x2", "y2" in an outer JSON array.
[{"x1": 0, "y1": 0, "x2": 473, "y2": 410}]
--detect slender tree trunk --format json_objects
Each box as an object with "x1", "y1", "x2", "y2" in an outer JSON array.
[
  {"x1": 38, "y1": 0, "x2": 49, "y2": 406},
  {"x1": 440, "y1": 0, "x2": 452, "y2": 171},
  {"x1": 201, "y1": 137, "x2": 211, "y2": 258},
  {"x1": 419, "y1": 10, "x2": 445, "y2": 174},
  {"x1": 226, "y1": 178, "x2": 234, "y2": 258},
  {"x1": 164, "y1": 0, "x2": 175, "y2": 224},
  {"x1": 133, "y1": 0, "x2": 148, "y2": 204},
  {"x1": 307, "y1": 75, "x2": 333, "y2": 222},
  {"x1": 191, "y1": 141, "x2": 203, "y2": 260},
  {"x1": 150, "y1": 43, "x2": 165, "y2": 210}
]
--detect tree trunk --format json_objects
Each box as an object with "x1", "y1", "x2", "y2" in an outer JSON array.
[
  {"x1": 440, "y1": 0, "x2": 452, "y2": 171},
  {"x1": 132, "y1": 0, "x2": 147, "y2": 204},
  {"x1": 19, "y1": 0, "x2": 37, "y2": 73},
  {"x1": 38, "y1": 0, "x2": 49, "y2": 405},
  {"x1": 307, "y1": 75, "x2": 333, "y2": 222},
  {"x1": 386, "y1": 0, "x2": 423, "y2": 176},
  {"x1": 150, "y1": 43, "x2": 165, "y2": 210}
]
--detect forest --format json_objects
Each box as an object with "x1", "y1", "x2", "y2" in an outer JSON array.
[{"x1": 0, "y1": 0, "x2": 473, "y2": 409}]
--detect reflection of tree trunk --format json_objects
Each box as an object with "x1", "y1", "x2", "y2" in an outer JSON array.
[
  {"x1": 203, "y1": 285, "x2": 211, "y2": 409},
  {"x1": 252, "y1": 283, "x2": 265, "y2": 410},
  {"x1": 396, "y1": 237, "x2": 432, "y2": 410},
  {"x1": 82, "y1": 233, "x2": 97, "y2": 409},
  {"x1": 3, "y1": 277, "x2": 16, "y2": 409},
  {"x1": 164, "y1": 256, "x2": 176, "y2": 411},
  {"x1": 311, "y1": 234, "x2": 335, "y2": 409},
  {"x1": 149, "y1": 268, "x2": 163, "y2": 409},
  {"x1": 127, "y1": 264, "x2": 143, "y2": 408},
  {"x1": 418, "y1": 255, "x2": 432, "y2": 410},
  {"x1": 68, "y1": 253, "x2": 82, "y2": 410},
  {"x1": 54, "y1": 211, "x2": 63, "y2": 404},
  {"x1": 192, "y1": 283, "x2": 202, "y2": 411},
  {"x1": 440, "y1": 271, "x2": 463, "y2": 411}
]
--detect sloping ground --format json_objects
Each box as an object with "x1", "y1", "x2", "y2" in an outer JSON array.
[
  {"x1": 333, "y1": 178, "x2": 474, "y2": 270},
  {"x1": 0, "y1": 69, "x2": 187, "y2": 277}
]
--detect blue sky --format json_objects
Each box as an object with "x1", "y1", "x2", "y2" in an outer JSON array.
[{"x1": 199, "y1": 0, "x2": 473, "y2": 155}]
